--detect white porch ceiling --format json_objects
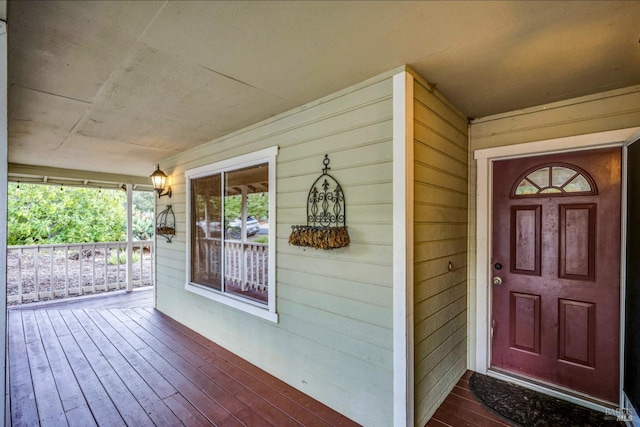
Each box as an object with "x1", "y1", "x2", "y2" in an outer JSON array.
[{"x1": 7, "y1": 1, "x2": 640, "y2": 177}]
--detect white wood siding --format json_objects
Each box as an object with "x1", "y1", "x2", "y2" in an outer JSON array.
[
  {"x1": 155, "y1": 73, "x2": 396, "y2": 426},
  {"x1": 412, "y1": 76, "x2": 469, "y2": 427},
  {"x1": 467, "y1": 85, "x2": 640, "y2": 369}
]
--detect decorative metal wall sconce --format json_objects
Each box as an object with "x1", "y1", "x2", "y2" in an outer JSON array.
[
  {"x1": 150, "y1": 164, "x2": 172, "y2": 198},
  {"x1": 288, "y1": 154, "x2": 350, "y2": 250},
  {"x1": 156, "y1": 205, "x2": 176, "y2": 243}
]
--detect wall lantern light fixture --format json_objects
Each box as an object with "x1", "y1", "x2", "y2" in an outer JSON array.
[{"x1": 150, "y1": 164, "x2": 172, "y2": 198}]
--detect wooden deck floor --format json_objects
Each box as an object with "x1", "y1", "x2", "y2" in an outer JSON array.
[
  {"x1": 425, "y1": 371, "x2": 511, "y2": 427},
  {"x1": 8, "y1": 291, "x2": 358, "y2": 426},
  {"x1": 9, "y1": 286, "x2": 156, "y2": 311}
]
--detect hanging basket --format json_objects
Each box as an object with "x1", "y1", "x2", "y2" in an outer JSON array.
[
  {"x1": 288, "y1": 225, "x2": 350, "y2": 249},
  {"x1": 156, "y1": 205, "x2": 176, "y2": 243},
  {"x1": 289, "y1": 154, "x2": 350, "y2": 250}
]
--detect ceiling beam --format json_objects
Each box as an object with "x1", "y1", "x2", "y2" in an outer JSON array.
[{"x1": 8, "y1": 163, "x2": 153, "y2": 190}]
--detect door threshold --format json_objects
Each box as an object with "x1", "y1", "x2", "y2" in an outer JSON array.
[{"x1": 487, "y1": 368, "x2": 618, "y2": 414}]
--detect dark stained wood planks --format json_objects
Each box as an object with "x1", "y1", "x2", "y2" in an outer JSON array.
[
  {"x1": 9, "y1": 287, "x2": 155, "y2": 311},
  {"x1": 8, "y1": 298, "x2": 359, "y2": 426},
  {"x1": 425, "y1": 371, "x2": 511, "y2": 427}
]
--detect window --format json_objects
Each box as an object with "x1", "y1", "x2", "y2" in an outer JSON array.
[
  {"x1": 185, "y1": 147, "x2": 277, "y2": 322},
  {"x1": 511, "y1": 163, "x2": 597, "y2": 197}
]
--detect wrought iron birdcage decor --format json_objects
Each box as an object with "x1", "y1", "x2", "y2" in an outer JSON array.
[
  {"x1": 288, "y1": 154, "x2": 350, "y2": 250},
  {"x1": 156, "y1": 205, "x2": 176, "y2": 243}
]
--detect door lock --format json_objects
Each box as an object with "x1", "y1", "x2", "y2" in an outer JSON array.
[{"x1": 492, "y1": 276, "x2": 503, "y2": 286}]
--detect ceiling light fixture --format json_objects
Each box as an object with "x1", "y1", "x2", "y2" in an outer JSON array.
[{"x1": 150, "y1": 164, "x2": 172, "y2": 198}]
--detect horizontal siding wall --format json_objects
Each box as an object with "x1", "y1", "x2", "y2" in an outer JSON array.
[
  {"x1": 467, "y1": 85, "x2": 640, "y2": 368},
  {"x1": 412, "y1": 76, "x2": 469, "y2": 427},
  {"x1": 155, "y1": 74, "x2": 395, "y2": 426}
]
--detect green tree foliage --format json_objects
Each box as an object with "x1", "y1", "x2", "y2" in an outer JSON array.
[
  {"x1": 132, "y1": 191, "x2": 155, "y2": 241},
  {"x1": 247, "y1": 193, "x2": 269, "y2": 221},
  {"x1": 133, "y1": 191, "x2": 154, "y2": 213},
  {"x1": 223, "y1": 193, "x2": 269, "y2": 224},
  {"x1": 8, "y1": 183, "x2": 127, "y2": 245},
  {"x1": 224, "y1": 195, "x2": 242, "y2": 224},
  {"x1": 132, "y1": 209, "x2": 154, "y2": 241}
]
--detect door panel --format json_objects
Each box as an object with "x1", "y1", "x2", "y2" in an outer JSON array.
[
  {"x1": 510, "y1": 206, "x2": 541, "y2": 275},
  {"x1": 558, "y1": 204, "x2": 596, "y2": 280},
  {"x1": 558, "y1": 299, "x2": 595, "y2": 367},
  {"x1": 492, "y1": 147, "x2": 621, "y2": 403},
  {"x1": 510, "y1": 292, "x2": 541, "y2": 354}
]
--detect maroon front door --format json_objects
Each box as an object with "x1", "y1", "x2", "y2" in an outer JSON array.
[{"x1": 491, "y1": 147, "x2": 621, "y2": 403}]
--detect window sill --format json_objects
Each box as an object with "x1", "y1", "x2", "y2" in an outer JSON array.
[{"x1": 185, "y1": 282, "x2": 278, "y2": 323}]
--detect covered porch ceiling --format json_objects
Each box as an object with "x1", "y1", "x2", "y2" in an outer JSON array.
[{"x1": 7, "y1": 1, "x2": 640, "y2": 179}]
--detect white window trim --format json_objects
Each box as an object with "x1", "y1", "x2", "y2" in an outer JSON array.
[{"x1": 185, "y1": 146, "x2": 278, "y2": 323}]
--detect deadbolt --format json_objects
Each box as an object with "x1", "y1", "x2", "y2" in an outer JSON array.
[{"x1": 492, "y1": 276, "x2": 503, "y2": 286}]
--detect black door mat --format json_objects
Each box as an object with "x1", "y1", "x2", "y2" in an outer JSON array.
[{"x1": 469, "y1": 372, "x2": 624, "y2": 426}]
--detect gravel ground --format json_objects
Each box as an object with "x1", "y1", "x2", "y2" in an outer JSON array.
[{"x1": 6, "y1": 247, "x2": 153, "y2": 305}]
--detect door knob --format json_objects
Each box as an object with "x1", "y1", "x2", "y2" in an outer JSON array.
[{"x1": 492, "y1": 276, "x2": 503, "y2": 286}]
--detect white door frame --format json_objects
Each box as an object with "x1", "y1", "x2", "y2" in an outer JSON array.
[{"x1": 473, "y1": 126, "x2": 640, "y2": 412}]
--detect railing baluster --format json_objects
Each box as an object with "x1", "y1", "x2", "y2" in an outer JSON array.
[
  {"x1": 241, "y1": 244, "x2": 246, "y2": 291},
  {"x1": 34, "y1": 247, "x2": 39, "y2": 302},
  {"x1": 120, "y1": 242, "x2": 124, "y2": 288},
  {"x1": 116, "y1": 242, "x2": 121, "y2": 289},
  {"x1": 258, "y1": 246, "x2": 262, "y2": 291},
  {"x1": 256, "y1": 245, "x2": 261, "y2": 291},
  {"x1": 262, "y1": 245, "x2": 267, "y2": 291},
  {"x1": 138, "y1": 242, "x2": 143, "y2": 286},
  {"x1": 253, "y1": 246, "x2": 258, "y2": 290},
  {"x1": 91, "y1": 244, "x2": 96, "y2": 292},
  {"x1": 258, "y1": 246, "x2": 262, "y2": 290},
  {"x1": 132, "y1": 242, "x2": 137, "y2": 286},
  {"x1": 245, "y1": 245, "x2": 250, "y2": 291},
  {"x1": 234, "y1": 243, "x2": 240, "y2": 286},
  {"x1": 248, "y1": 245, "x2": 254, "y2": 291},
  {"x1": 79, "y1": 245, "x2": 84, "y2": 295},
  {"x1": 18, "y1": 248, "x2": 23, "y2": 304},
  {"x1": 50, "y1": 247, "x2": 54, "y2": 300},
  {"x1": 229, "y1": 244, "x2": 234, "y2": 286},
  {"x1": 140, "y1": 244, "x2": 153, "y2": 283},
  {"x1": 251, "y1": 247, "x2": 256, "y2": 290},
  {"x1": 64, "y1": 246, "x2": 69, "y2": 298},
  {"x1": 104, "y1": 244, "x2": 109, "y2": 291}
]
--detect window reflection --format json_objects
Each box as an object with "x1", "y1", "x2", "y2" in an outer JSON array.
[
  {"x1": 513, "y1": 165, "x2": 594, "y2": 196},
  {"x1": 190, "y1": 162, "x2": 269, "y2": 305}
]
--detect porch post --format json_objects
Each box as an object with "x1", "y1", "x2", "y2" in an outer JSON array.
[
  {"x1": 126, "y1": 183, "x2": 133, "y2": 292},
  {"x1": 392, "y1": 70, "x2": 414, "y2": 427},
  {"x1": 0, "y1": 18, "x2": 7, "y2": 426}
]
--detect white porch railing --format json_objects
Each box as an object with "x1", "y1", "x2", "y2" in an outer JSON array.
[
  {"x1": 7, "y1": 240, "x2": 154, "y2": 305},
  {"x1": 224, "y1": 241, "x2": 268, "y2": 292},
  {"x1": 195, "y1": 237, "x2": 268, "y2": 292}
]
